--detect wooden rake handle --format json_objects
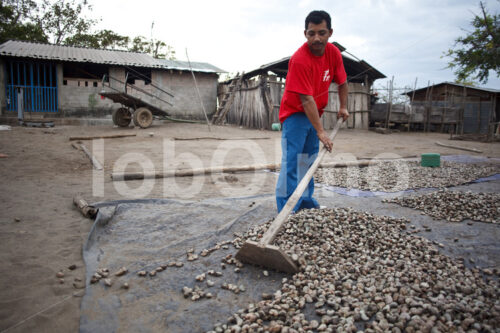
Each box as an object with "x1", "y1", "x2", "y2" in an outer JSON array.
[{"x1": 260, "y1": 118, "x2": 345, "y2": 245}]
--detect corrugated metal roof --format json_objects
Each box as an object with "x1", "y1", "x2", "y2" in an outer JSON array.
[
  {"x1": 0, "y1": 40, "x2": 225, "y2": 73},
  {"x1": 404, "y1": 81, "x2": 500, "y2": 96},
  {"x1": 156, "y1": 59, "x2": 225, "y2": 73},
  {"x1": 242, "y1": 42, "x2": 385, "y2": 83}
]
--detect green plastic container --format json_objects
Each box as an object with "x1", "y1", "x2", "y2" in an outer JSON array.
[
  {"x1": 421, "y1": 153, "x2": 441, "y2": 167},
  {"x1": 271, "y1": 123, "x2": 281, "y2": 131}
]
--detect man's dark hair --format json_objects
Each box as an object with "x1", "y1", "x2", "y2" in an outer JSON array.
[{"x1": 305, "y1": 10, "x2": 331, "y2": 30}]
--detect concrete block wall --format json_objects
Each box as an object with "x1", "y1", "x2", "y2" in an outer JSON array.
[
  {"x1": 109, "y1": 67, "x2": 126, "y2": 92},
  {"x1": 59, "y1": 81, "x2": 119, "y2": 117},
  {"x1": 153, "y1": 70, "x2": 218, "y2": 120},
  {"x1": 0, "y1": 60, "x2": 219, "y2": 119},
  {"x1": 59, "y1": 67, "x2": 218, "y2": 119}
]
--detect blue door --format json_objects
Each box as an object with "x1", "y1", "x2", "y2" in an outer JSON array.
[{"x1": 5, "y1": 60, "x2": 58, "y2": 113}]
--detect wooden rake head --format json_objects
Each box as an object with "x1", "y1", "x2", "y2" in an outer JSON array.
[{"x1": 235, "y1": 240, "x2": 299, "y2": 274}]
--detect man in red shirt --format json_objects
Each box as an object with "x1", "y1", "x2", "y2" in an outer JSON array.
[{"x1": 276, "y1": 10, "x2": 349, "y2": 213}]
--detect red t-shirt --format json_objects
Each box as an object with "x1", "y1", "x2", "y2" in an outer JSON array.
[{"x1": 279, "y1": 42, "x2": 347, "y2": 123}]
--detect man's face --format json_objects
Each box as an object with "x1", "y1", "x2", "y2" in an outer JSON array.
[{"x1": 304, "y1": 20, "x2": 333, "y2": 56}]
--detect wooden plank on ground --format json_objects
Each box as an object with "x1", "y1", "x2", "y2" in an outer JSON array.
[
  {"x1": 69, "y1": 134, "x2": 136, "y2": 141},
  {"x1": 80, "y1": 144, "x2": 103, "y2": 170},
  {"x1": 111, "y1": 159, "x2": 392, "y2": 181},
  {"x1": 435, "y1": 141, "x2": 483, "y2": 153},
  {"x1": 173, "y1": 137, "x2": 271, "y2": 141}
]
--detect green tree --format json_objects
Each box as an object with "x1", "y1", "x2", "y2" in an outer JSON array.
[
  {"x1": 0, "y1": 0, "x2": 47, "y2": 43},
  {"x1": 445, "y1": 2, "x2": 500, "y2": 84},
  {"x1": 0, "y1": 1, "x2": 176, "y2": 60},
  {"x1": 64, "y1": 30, "x2": 130, "y2": 49},
  {"x1": 150, "y1": 40, "x2": 176, "y2": 59},
  {"x1": 94, "y1": 30, "x2": 130, "y2": 50},
  {"x1": 129, "y1": 36, "x2": 176, "y2": 59},
  {"x1": 129, "y1": 36, "x2": 150, "y2": 53},
  {"x1": 38, "y1": 0, "x2": 98, "y2": 45}
]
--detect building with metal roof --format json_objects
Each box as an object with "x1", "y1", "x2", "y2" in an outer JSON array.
[
  {"x1": 371, "y1": 81, "x2": 499, "y2": 137},
  {"x1": 242, "y1": 42, "x2": 385, "y2": 84},
  {"x1": 405, "y1": 81, "x2": 499, "y2": 136},
  {"x1": 0, "y1": 40, "x2": 225, "y2": 121},
  {"x1": 218, "y1": 42, "x2": 385, "y2": 130},
  {"x1": 403, "y1": 81, "x2": 500, "y2": 97},
  {"x1": 0, "y1": 40, "x2": 224, "y2": 73}
]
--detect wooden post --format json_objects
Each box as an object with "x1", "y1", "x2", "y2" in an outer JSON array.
[
  {"x1": 492, "y1": 93, "x2": 497, "y2": 122},
  {"x1": 451, "y1": 87, "x2": 457, "y2": 137},
  {"x1": 261, "y1": 76, "x2": 274, "y2": 130},
  {"x1": 352, "y1": 87, "x2": 356, "y2": 129},
  {"x1": 461, "y1": 86, "x2": 466, "y2": 135},
  {"x1": 185, "y1": 48, "x2": 212, "y2": 132},
  {"x1": 427, "y1": 84, "x2": 434, "y2": 133},
  {"x1": 364, "y1": 75, "x2": 370, "y2": 129},
  {"x1": 450, "y1": 87, "x2": 458, "y2": 132},
  {"x1": 383, "y1": 81, "x2": 389, "y2": 128},
  {"x1": 487, "y1": 94, "x2": 494, "y2": 141},
  {"x1": 441, "y1": 84, "x2": 447, "y2": 133},
  {"x1": 408, "y1": 77, "x2": 417, "y2": 132},
  {"x1": 17, "y1": 88, "x2": 23, "y2": 121},
  {"x1": 266, "y1": 75, "x2": 276, "y2": 128},
  {"x1": 477, "y1": 96, "x2": 482, "y2": 134},
  {"x1": 423, "y1": 81, "x2": 430, "y2": 132},
  {"x1": 385, "y1": 76, "x2": 394, "y2": 129}
]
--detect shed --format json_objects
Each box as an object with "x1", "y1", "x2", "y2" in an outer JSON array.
[
  {"x1": 372, "y1": 82, "x2": 499, "y2": 137},
  {"x1": 0, "y1": 40, "x2": 225, "y2": 121},
  {"x1": 216, "y1": 42, "x2": 385, "y2": 130}
]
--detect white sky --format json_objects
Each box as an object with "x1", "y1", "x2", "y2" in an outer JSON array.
[{"x1": 88, "y1": 0, "x2": 500, "y2": 91}]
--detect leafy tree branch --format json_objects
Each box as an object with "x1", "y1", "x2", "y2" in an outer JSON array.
[
  {"x1": 445, "y1": 1, "x2": 499, "y2": 84},
  {"x1": 0, "y1": 0, "x2": 176, "y2": 59}
]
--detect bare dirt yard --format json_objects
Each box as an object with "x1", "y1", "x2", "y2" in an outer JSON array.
[{"x1": 0, "y1": 121, "x2": 498, "y2": 332}]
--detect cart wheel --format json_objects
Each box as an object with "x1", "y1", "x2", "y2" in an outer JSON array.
[
  {"x1": 133, "y1": 107, "x2": 154, "y2": 128},
  {"x1": 112, "y1": 107, "x2": 132, "y2": 127}
]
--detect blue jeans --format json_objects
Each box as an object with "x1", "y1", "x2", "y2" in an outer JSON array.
[{"x1": 276, "y1": 112, "x2": 319, "y2": 213}]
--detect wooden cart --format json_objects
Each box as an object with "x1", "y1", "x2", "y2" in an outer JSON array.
[{"x1": 99, "y1": 74, "x2": 174, "y2": 129}]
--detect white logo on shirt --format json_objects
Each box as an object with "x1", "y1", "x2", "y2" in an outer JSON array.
[{"x1": 323, "y1": 69, "x2": 330, "y2": 82}]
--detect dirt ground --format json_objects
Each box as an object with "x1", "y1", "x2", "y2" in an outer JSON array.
[{"x1": 0, "y1": 121, "x2": 498, "y2": 332}]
